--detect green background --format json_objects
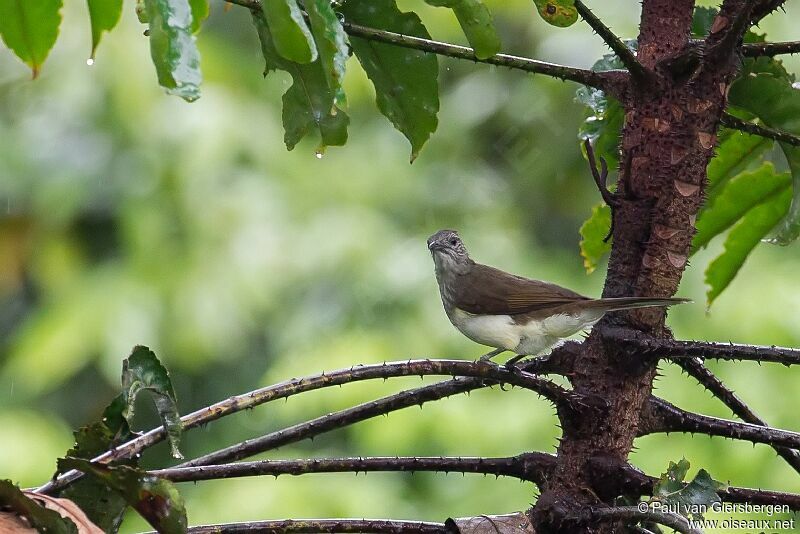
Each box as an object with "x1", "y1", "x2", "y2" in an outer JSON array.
[{"x1": 0, "y1": 0, "x2": 799, "y2": 530}]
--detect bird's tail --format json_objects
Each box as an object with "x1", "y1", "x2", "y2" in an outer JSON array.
[{"x1": 589, "y1": 296, "x2": 691, "y2": 312}]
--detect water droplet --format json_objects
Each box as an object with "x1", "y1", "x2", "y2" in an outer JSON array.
[
  {"x1": 315, "y1": 150, "x2": 324, "y2": 159},
  {"x1": 86, "y1": 58, "x2": 95, "y2": 66}
]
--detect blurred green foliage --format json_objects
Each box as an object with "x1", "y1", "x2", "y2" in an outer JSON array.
[{"x1": 0, "y1": 0, "x2": 799, "y2": 531}]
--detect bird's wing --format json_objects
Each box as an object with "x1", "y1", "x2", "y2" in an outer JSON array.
[{"x1": 452, "y1": 263, "x2": 590, "y2": 315}]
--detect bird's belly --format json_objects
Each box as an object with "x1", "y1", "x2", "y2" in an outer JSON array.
[{"x1": 449, "y1": 308, "x2": 521, "y2": 351}]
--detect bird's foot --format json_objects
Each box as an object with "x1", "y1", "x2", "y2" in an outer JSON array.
[
  {"x1": 478, "y1": 348, "x2": 506, "y2": 362},
  {"x1": 503, "y1": 354, "x2": 526, "y2": 370}
]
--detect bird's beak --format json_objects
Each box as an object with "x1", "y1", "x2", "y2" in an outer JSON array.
[{"x1": 428, "y1": 241, "x2": 439, "y2": 251}]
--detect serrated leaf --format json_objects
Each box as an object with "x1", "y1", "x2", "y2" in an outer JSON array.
[
  {"x1": 652, "y1": 459, "x2": 725, "y2": 520},
  {"x1": 55, "y1": 394, "x2": 133, "y2": 533},
  {"x1": 305, "y1": 0, "x2": 348, "y2": 106},
  {"x1": 58, "y1": 459, "x2": 187, "y2": 534},
  {"x1": 87, "y1": 0, "x2": 122, "y2": 59},
  {"x1": 705, "y1": 187, "x2": 791, "y2": 305},
  {"x1": 0, "y1": 480, "x2": 78, "y2": 534},
  {"x1": 694, "y1": 163, "x2": 791, "y2": 251},
  {"x1": 262, "y1": 0, "x2": 317, "y2": 63},
  {"x1": 253, "y1": 12, "x2": 348, "y2": 151},
  {"x1": 532, "y1": 0, "x2": 577, "y2": 27},
  {"x1": 579, "y1": 204, "x2": 611, "y2": 273},
  {"x1": 188, "y1": 0, "x2": 208, "y2": 33},
  {"x1": 0, "y1": 0, "x2": 63, "y2": 77},
  {"x1": 122, "y1": 345, "x2": 183, "y2": 459},
  {"x1": 340, "y1": 0, "x2": 439, "y2": 161},
  {"x1": 144, "y1": 0, "x2": 202, "y2": 102},
  {"x1": 424, "y1": 0, "x2": 500, "y2": 59}
]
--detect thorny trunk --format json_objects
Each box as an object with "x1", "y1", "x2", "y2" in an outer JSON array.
[{"x1": 531, "y1": 0, "x2": 745, "y2": 531}]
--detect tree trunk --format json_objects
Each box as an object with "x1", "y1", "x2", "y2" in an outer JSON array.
[{"x1": 531, "y1": 0, "x2": 746, "y2": 531}]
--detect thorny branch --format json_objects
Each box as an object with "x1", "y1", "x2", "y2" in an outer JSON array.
[
  {"x1": 741, "y1": 40, "x2": 800, "y2": 57},
  {"x1": 721, "y1": 113, "x2": 800, "y2": 148},
  {"x1": 151, "y1": 453, "x2": 555, "y2": 485},
  {"x1": 174, "y1": 519, "x2": 451, "y2": 533},
  {"x1": 611, "y1": 333, "x2": 800, "y2": 366},
  {"x1": 674, "y1": 358, "x2": 800, "y2": 475},
  {"x1": 642, "y1": 396, "x2": 800, "y2": 450},
  {"x1": 37, "y1": 357, "x2": 567, "y2": 494},
  {"x1": 573, "y1": 0, "x2": 650, "y2": 83}
]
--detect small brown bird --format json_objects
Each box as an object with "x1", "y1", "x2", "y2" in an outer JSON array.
[{"x1": 427, "y1": 229, "x2": 688, "y2": 362}]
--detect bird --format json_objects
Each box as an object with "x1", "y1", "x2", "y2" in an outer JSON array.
[{"x1": 427, "y1": 229, "x2": 689, "y2": 364}]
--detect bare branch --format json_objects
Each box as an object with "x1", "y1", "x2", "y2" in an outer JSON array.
[
  {"x1": 641, "y1": 397, "x2": 800, "y2": 450},
  {"x1": 741, "y1": 40, "x2": 800, "y2": 57},
  {"x1": 610, "y1": 333, "x2": 800, "y2": 365},
  {"x1": 36, "y1": 357, "x2": 565, "y2": 494},
  {"x1": 152, "y1": 453, "x2": 555, "y2": 485},
  {"x1": 721, "y1": 113, "x2": 800, "y2": 148},
  {"x1": 175, "y1": 519, "x2": 451, "y2": 533},
  {"x1": 675, "y1": 358, "x2": 800, "y2": 475},
  {"x1": 573, "y1": 0, "x2": 650, "y2": 83},
  {"x1": 705, "y1": 0, "x2": 757, "y2": 61},
  {"x1": 176, "y1": 371, "x2": 578, "y2": 467},
  {"x1": 222, "y1": 0, "x2": 625, "y2": 94},
  {"x1": 588, "y1": 506, "x2": 701, "y2": 534}
]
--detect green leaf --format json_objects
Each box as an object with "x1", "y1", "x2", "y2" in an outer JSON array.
[
  {"x1": 694, "y1": 163, "x2": 791, "y2": 251},
  {"x1": 305, "y1": 0, "x2": 348, "y2": 106},
  {"x1": 340, "y1": 0, "x2": 439, "y2": 162},
  {"x1": 188, "y1": 0, "x2": 209, "y2": 33},
  {"x1": 532, "y1": 0, "x2": 577, "y2": 27},
  {"x1": 424, "y1": 0, "x2": 501, "y2": 59},
  {"x1": 262, "y1": 0, "x2": 317, "y2": 64},
  {"x1": 575, "y1": 43, "x2": 633, "y2": 169},
  {"x1": 705, "y1": 187, "x2": 791, "y2": 305},
  {"x1": 122, "y1": 345, "x2": 183, "y2": 459},
  {"x1": 0, "y1": 0, "x2": 63, "y2": 77},
  {"x1": 691, "y1": 6, "x2": 718, "y2": 37},
  {"x1": 652, "y1": 459, "x2": 725, "y2": 520},
  {"x1": 729, "y1": 64, "x2": 800, "y2": 244},
  {"x1": 579, "y1": 204, "x2": 611, "y2": 273},
  {"x1": 56, "y1": 394, "x2": 133, "y2": 533},
  {"x1": 253, "y1": 12, "x2": 349, "y2": 152},
  {"x1": 144, "y1": 0, "x2": 202, "y2": 102},
  {"x1": 705, "y1": 130, "x2": 770, "y2": 200},
  {"x1": 0, "y1": 480, "x2": 78, "y2": 534},
  {"x1": 87, "y1": 0, "x2": 122, "y2": 60},
  {"x1": 58, "y1": 459, "x2": 187, "y2": 534}
]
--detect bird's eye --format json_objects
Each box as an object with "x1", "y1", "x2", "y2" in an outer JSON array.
[{"x1": 449, "y1": 239, "x2": 458, "y2": 246}]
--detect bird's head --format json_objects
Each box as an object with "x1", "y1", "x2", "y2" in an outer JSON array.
[{"x1": 427, "y1": 229, "x2": 470, "y2": 268}]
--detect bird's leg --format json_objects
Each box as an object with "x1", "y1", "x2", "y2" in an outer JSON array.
[
  {"x1": 504, "y1": 354, "x2": 526, "y2": 368},
  {"x1": 478, "y1": 348, "x2": 506, "y2": 362}
]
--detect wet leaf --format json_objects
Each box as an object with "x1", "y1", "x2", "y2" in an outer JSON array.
[
  {"x1": 424, "y1": 0, "x2": 501, "y2": 59},
  {"x1": 122, "y1": 345, "x2": 183, "y2": 459},
  {"x1": 188, "y1": 0, "x2": 208, "y2": 33},
  {"x1": 579, "y1": 204, "x2": 611, "y2": 273},
  {"x1": 705, "y1": 129, "x2": 770, "y2": 202},
  {"x1": 532, "y1": 0, "x2": 577, "y2": 27},
  {"x1": 652, "y1": 459, "x2": 725, "y2": 519},
  {"x1": 261, "y1": 0, "x2": 317, "y2": 63},
  {"x1": 143, "y1": 0, "x2": 202, "y2": 101},
  {"x1": 58, "y1": 460, "x2": 187, "y2": 534},
  {"x1": 340, "y1": 0, "x2": 439, "y2": 161},
  {"x1": 0, "y1": 481, "x2": 77, "y2": 534},
  {"x1": 305, "y1": 0, "x2": 348, "y2": 106},
  {"x1": 253, "y1": 11, "x2": 348, "y2": 151},
  {"x1": 87, "y1": 0, "x2": 123, "y2": 59},
  {"x1": 705, "y1": 187, "x2": 791, "y2": 305},
  {"x1": 694, "y1": 163, "x2": 791, "y2": 251},
  {"x1": 0, "y1": 0, "x2": 63, "y2": 77}
]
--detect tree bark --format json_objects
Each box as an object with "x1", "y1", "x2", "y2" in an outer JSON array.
[{"x1": 531, "y1": 0, "x2": 746, "y2": 531}]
